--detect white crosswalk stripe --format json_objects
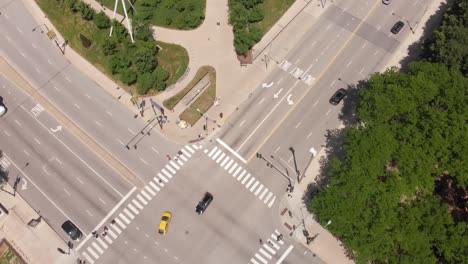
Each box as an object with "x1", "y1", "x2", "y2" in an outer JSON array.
[
  {"x1": 137, "y1": 194, "x2": 148, "y2": 205},
  {"x1": 123, "y1": 208, "x2": 134, "y2": 220},
  {"x1": 128, "y1": 203, "x2": 139, "y2": 215},
  {"x1": 224, "y1": 159, "x2": 234, "y2": 170},
  {"x1": 165, "y1": 164, "x2": 176, "y2": 174},
  {"x1": 104, "y1": 234, "x2": 113, "y2": 244},
  {"x1": 108, "y1": 229, "x2": 118, "y2": 239},
  {"x1": 145, "y1": 185, "x2": 156, "y2": 196},
  {"x1": 220, "y1": 156, "x2": 230, "y2": 167},
  {"x1": 161, "y1": 169, "x2": 172, "y2": 179},
  {"x1": 208, "y1": 147, "x2": 218, "y2": 157},
  {"x1": 169, "y1": 160, "x2": 180, "y2": 170},
  {"x1": 250, "y1": 258, "x2": 260, "y2": 264},
  {"x1": 119, "y1": 212, "x2": 130, "y2": 224},
  {"x1": 179, "y1": 154, "x2": 188, "y2": 162},
  {"x1": 216, "y1": 152, "x2": 226, "y2": 163},
  {"x1": 133, "y1": 199, "x2": 144, "y2": 210},
  {"x1": 259, "y1": 188, "x2": 269, "y2": 199},
  {"x1": 237, "y1": 170, "x2": 246, "y2": 181},
  {"x1": 250, "y1": 180, "x2": 260, "y2": 192},
  {"x1": 254, "y1": 253, "x2": 267, "y2": 264},
  {"x1": 185, "y1": 145, "x2": 195, "y2": 153},
  {"x1": 241, "y1": 173, "x2": 251, "y2": 184},
  {"x1": 157, "y1": 173, "x2": 169, "y2": 183},
  {"x1": 233, "y1": 166, "x2": 242, "y2": 177},
  {"x1": 212, "y1": 149, "x2": 222, "y2": 160},
  {"x1": 141, "y1": 190, "x2": 152, "y2": 201},
  {"x1": 149, "y1": 181, "x2": 160, "y2": 192},
  {"x1": 268, "y1": 196, "x2": 276, "y2": 208},
  {"x1": 82, "y1": 252, "x2": 94, "y2": 264},
  {"x1": 96, "y1": 237, "x2": 108, "y2": 249},
  {"x1": 264, "y1": 192, "x2": 273, "y2": 204},
  {"x1": 263, "y1": 244, "x2": 275, "y2": 254},
  {"x1": 176, "y1": 158, "x2": 184, "y2": 166},
  {"x1": 92, "y1": 242, "x2": 103, "y2": 254},
  {"x1": 115, "y1": 217, "x2": 126, "y2": 229},
  {"x1": 228, "y1": 162, "x2": 238, "y2": 174},
  {"x1": 246, "y1": 177, "x2": 256, "y2": 188},
  {"x1": 255, "y1": 184, "x2": 264, "y2": 196},
  {"x1": 267, "y1": 239, "x2": 280, "y2": 250},
  {"x1": 259, "y1": 248, "x2": 271, "y2": 259},
  {"x1": 87, "y1": 247, "x2": 99, "y2": 259}
]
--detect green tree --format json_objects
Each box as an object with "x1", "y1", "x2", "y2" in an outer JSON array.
[
  {"x1": 78, "y1": 1, "x2": 95, "y2": 21},
  {"x1": 108, "y1": 54, "x2": 131, "y2": 74},
  {"x1": 135, "y1": 25, "x2": 153, "y2": 42},
  {"x1": 153, "y1": 67, "x2": 169, "y2": 82},
  {"x1": 119, "y1": 69, "x2": 137, "y2": 85},
  {"x1": 136, "y1": 72, "x2": 156, "y2": 94},
  {"x1": 132, "y1": 44, "x2": 158, "y2": 73},
  {"x1": 94, "y1": 12, "x2": 111, "y2": 29},
  {"x1": 111, "y1": 20, "x2": 128, "y2": 41},
  {"x1": 101, "y1": 38, "x2": 117, "y2": 56}
]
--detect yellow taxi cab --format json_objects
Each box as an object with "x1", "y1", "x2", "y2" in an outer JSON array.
[{"x1": 158, "y1": 211, "x2": 172, "y2": 235}]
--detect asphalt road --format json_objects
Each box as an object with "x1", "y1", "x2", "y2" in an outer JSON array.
[{"x1": 0, "y1": 73, "x2": 134, "y2": 240}]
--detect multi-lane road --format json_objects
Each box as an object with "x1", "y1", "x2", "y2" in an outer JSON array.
[{"x1": 0, "y1": 0, "x2": 432, "y2": 263}]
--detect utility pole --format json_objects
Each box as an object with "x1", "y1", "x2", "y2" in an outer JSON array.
[{"x1": 256, "y1": 153, "x2": 294, "y2": 189}]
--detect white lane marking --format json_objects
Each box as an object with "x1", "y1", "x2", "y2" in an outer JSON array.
[
  {"x1": 307, "y1": 132, "x2": 313, "y2": 139},
  {"x1": 33, "y1": 138, "x2": 40, "y2": 144},
  {"x1": 128, "y1": 128, "x2": 136, "y2": 135},
  {"x1": 20, "y1": 52, "x2": 26, "y2": 58},
  {"x1": 98, "y1": 198, "x2": 106, "y2": 205},
  {"x1": 258, "y1": 98, "x2": 265, "y2": 105},
  {"x1": 76, "y1": 177, "x2": 84, "y2": 184},
  {"x1": 275, "y1": 245, "x2": 294, "y2": 264},
  {"x1": 53, "y1": 85, "x2": 60, "y2": 92},
  {"x1": 95, "y1": 121, "x2": 102, "y2": 127},
  {"x1": 86, "y1": 210, "x2": 93, "y2": 216},
  {"x1": 295, "y1": 58, "x2": 301, "y2": 64},
  {"x1": 216, "y1": 138, "x2": 247, "y2": 163},
  {"x1": 84, "y1": 94, "x2": 91, "y2": 99},
  {"x1": 3, "y1": 130, "x2": 10, "y2": 137},
  {"x1": 151, "y1": 147, "x2": 159, "y2": 154},
  {"x1": 74, "y1": 103, "x2": 80, "y2": 109},
  {"x1": 116, "y1": 138, "x2": 124, "y2": 145},
  {"x1": 35, "y1": 67, "x2": 41, "y2": 73},
  {"x1": 362, "y1": 42, "x2": 367, "y2": 49},
  {"x1": 237, "y1": 81, "x2": 300, "y2": 151},
  {"x1": 326, "y1": 109, "x2": 331, "y2": 116},
  {"x1": 63, "y1": 188, "x2": 71, "y2": 196},
  {"x1": 65, "y1": 76, "x2": 71, "y2": 82},
  {"x1": 346, "y1": 61, "x2": 352, "y2": 68},
  {"x1": 23, "y1": 150, "x2": 30, "y2": 156},
  {"x1": 295, "y1": 122, "x2": 301, "y2": 128},
  {"x1": 330, "y1": 80, "x2": 336, "y2": 86},
  {"x1": 239, "y1": 120, "x2": 246, "y2": 127},
  {"x1": 278, "y1": 77, "x2": 283, "y2": 84},
  {"x1": 140, "y1": 158, "x2": 149, "y2": 165},
  {"x1": 106, "y1": 110, "x2": 112, "y2": 116},
  {"x1": 47, "y1": 59, "x2": 53, "y2": 65}
]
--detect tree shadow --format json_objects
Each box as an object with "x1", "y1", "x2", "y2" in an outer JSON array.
[{"x1": 398, "y1": 1, "x2": 451, "y2": 72}]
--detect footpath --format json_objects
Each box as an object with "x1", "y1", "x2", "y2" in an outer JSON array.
[{"x1": 3, "y1": 0, "x2": 445, "y2": 263}]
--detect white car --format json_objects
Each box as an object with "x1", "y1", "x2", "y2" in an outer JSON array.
[{"x1": 0, "y1": 105, "x2": 6, "y2": 116}]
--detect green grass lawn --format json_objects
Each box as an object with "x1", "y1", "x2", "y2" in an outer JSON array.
[
  {"x1": 100, "y1": 0, "x2": 206, "y2": 29},
  {"x1": 36, "y1": 0, "x2": 188, "y2": 94},
  {"x1": 255, "y1": 0, "x2": 296, "y2": 33},
  {"x1": 179, "y1": 66, "x2": 216, "y2": 125},
  {"x1": 0, "y1": 241, "x2": 25, "y2": 264}
]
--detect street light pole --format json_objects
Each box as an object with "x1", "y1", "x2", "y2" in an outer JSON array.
[{"x1": 256, "y1": 152, "x2": 294, "y2": 189}]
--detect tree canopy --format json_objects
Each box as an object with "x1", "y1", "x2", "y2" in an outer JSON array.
[{"x1": 310, "y1": 1, "x2": 468, "y2": 263}]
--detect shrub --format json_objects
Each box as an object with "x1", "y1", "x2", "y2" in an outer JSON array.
[
  {"x1": 132, "y1": 44, "x2": 158, "y2": 73},
  {"x1": 120, "y1": 69, "x2": 137, "y2": 85},
  {"x1": 135, "y1": 25, "x2": 153, "y2": 42},
  {"x1": 112, "y1": 20, "x2": 128, "y2": 41},
  {"x1": 136, "y1": 73, "x2": 156, "y2": 94},
  {"x1": 101, "y1": 38, "x2": 117, "y2": 55},
  {"x1": 79, "y1": 33, "x2": 92, "y2": 48},
  {"x1": 65, "y1": 0, "x2": 79, "y2": 12},
  {"x1": 94, "y1": 11, "x2": 111, "y2": 29},
  {"x1": 153, "y1": 67, "x2": 169, "y2": 82},
  {"x1": 108, "y1": 55, "x2": 131, "y2": 74},
  {"x1": 78, "y1": 1, "x2": 95, "y2": 21}
]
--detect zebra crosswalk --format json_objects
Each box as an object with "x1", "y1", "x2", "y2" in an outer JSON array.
[
  {"x1": 204, "y1": 146, "x2": 276, "y2": 208},
  {"x1": 80, "y1": 144, "x2": 199, "y2": 264},
  {"x1": 250, "y1": 230, "x2": 288, "y2": 264}
]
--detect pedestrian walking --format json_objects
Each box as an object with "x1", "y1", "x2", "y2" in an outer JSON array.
[
  {"x1": 259, "y1": 239, "x2": 263, "y2": 244},
  {"x1": 267, "y1": 241, "x2": 274, "y2": 247},
  {"x1": 102, "y1": 231, "x2": 107, "y2": 237},
  {"x1": 166, "y1": 155, "x2": 171, "y2": 161},
  {"x1": 104, "y1": 226, "x2": 108, "y2": 231},
  {"x1": 110, "y1": 219, "x2": 116, "y2": 225}
]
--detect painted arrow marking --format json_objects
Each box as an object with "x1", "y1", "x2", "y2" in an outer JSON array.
[
  {"x1": 262, "y1": 82, "x2": 274, "y2": 88},
  {"x1": 287, "y1": 94, "x2": 294, "y2": 105},
  {"x1": 50, "y1": 126, "x2": 62, "y2": 133},
  {"x1": 273, "y1": 88, "x2": 283, "y2": 98},
  {"x1": 21, "y1": 178, "x2": 28, "y2": 190}
]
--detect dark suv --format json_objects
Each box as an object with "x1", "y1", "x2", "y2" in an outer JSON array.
[
  {"x1": 329, "y1": 88, "x2": 347, "y2": 105},
  {"x1": 391, "y1": 21, "x2": 404, "y2": 34},
  {"x1": 61, "y1": 220, "x2": 83, "y2": 241},
  {"x1": 196, "y1": 192, "x2": 213, "y2": 215}
]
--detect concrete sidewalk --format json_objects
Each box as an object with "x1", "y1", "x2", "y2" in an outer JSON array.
[{"x1": 0, "y1": 184, "x2": 77, "y2": 264}]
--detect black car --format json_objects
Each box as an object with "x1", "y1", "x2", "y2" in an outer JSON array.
[
  {"x1": 196, "y1": 192, "x2": 213, "y2": 215},
  {"x1": 61, "y1": 220, "x2": 83, "y2": 241},
  {"x1": 391, "y1": 21, "x2": 404, "y2": 34},
  {"x1": 329, "y1": 88, "x2": 347, "y2": 105}
]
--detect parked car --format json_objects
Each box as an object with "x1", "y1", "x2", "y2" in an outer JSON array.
[
  {"x1": 0, "y1": 104, "x2": 6, "y2": 117},
  {"x1": 196, "y1": 192, "x2": 213, "y2": 215},
  {"x1": 329, "y1": 88, "x2": 347, "y2": 105},
  {"x1": 61, "y1": 220, "x2": 83, "y2": 241},
  {"x1": 382, "y1": 0, "x2": 392, "y2": 4},
  {"x1": 158, "y1": 211, "x2": 172, "y2": 235},
  {"x1": 391, "y1": 21, "x2": 405, "y2": 34}
]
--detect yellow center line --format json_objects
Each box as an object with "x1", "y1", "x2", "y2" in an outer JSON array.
[{"x1": 246, "y1": 1, "x2": 381, "y2": 162}]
